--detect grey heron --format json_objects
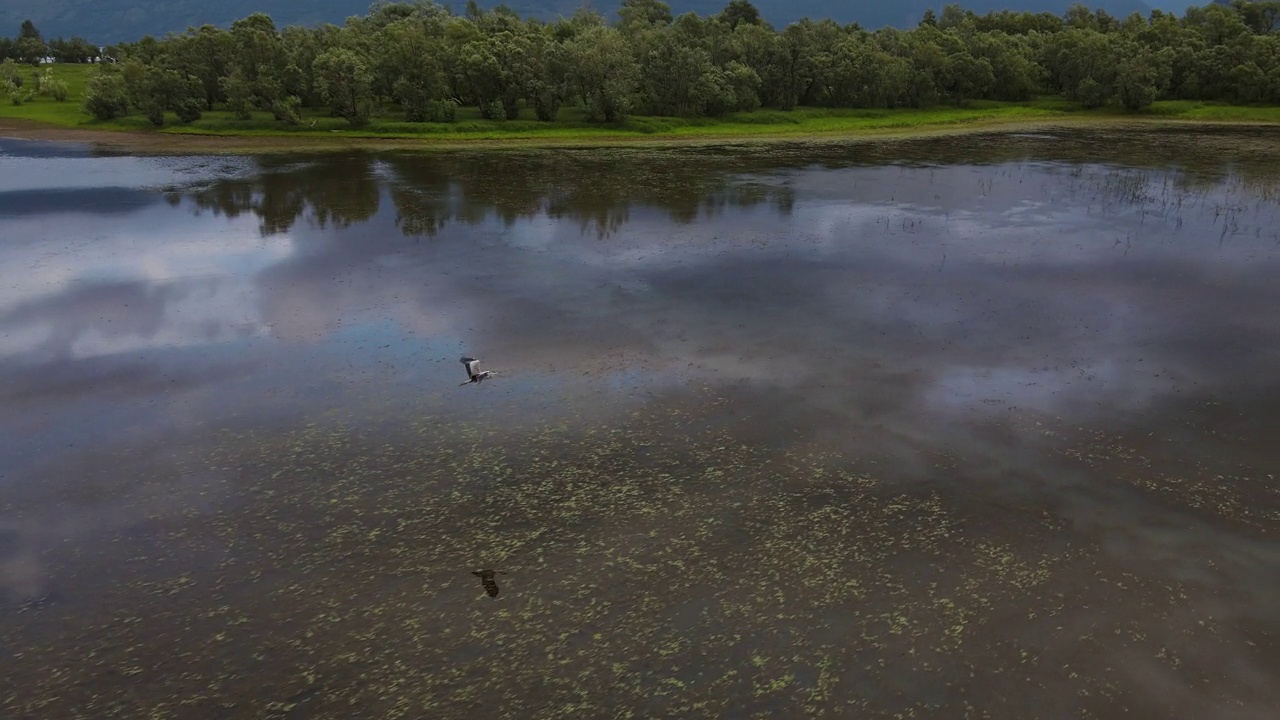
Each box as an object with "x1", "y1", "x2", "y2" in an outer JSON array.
[{"x1": 459, "y1": 356, "x2": 496, "y2": 386}]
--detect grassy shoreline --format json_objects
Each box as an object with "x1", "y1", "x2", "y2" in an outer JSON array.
[
  {"x1": 3, "y1": 65, "x2": 1279, "y2": 154},
  {"x1": 4, "y1": 113, "x2": 1278, "y2": 157}
]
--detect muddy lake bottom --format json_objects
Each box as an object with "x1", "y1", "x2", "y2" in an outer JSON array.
[{"x1": 0, "y1": 127, "x2": 1277, "y2": 719}]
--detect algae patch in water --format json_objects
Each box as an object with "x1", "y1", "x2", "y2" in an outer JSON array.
[{"x1": 1, "y1": 393, "x2": 1255, "y2": 719}]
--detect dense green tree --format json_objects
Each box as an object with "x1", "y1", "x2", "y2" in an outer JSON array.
[
  {"x1": 1042, "y1": 29, "x2": 1119, "y2": 104},
  {"x1": 718, "y1": 1, "x2": 765, "y2": 31},
  {"x1": 771, "y1": 21, "x2": 828, "y2": 110},
  {"x1": 972, "y1": 11, "x2": 1063, "y2": 35},
  {"x1": 551, "y1": 7, "x2": 607, "y2": 43},
  {"x1": 48, "y1": 37, "x2": 98, "y2": 63},
  {"x1": 460, "y1": 30, "x2": 529, "y2": 119},
  {"x1": 901, "y1": 30, "x2": 948, "y2": 107},
  {"x1": 1228, "y1": 0, "x2": 1280, "y2": 34},
  {"x1": 167, "y1": 26, "x2": 234, "y2": 110},
  {"x1": 636, "y1": 30, "x2": 709, "y2": 115},
  {"x1": 312, "y1": 47, "x2": 374, "y2": 126},
  {"x1": 1065, "y1": 4, "x2": 1099, "y2": 31},
  {"x1": 121, "y1": 60, "x2": 205, "y2": 125},
  {"x1": 16, "y1": 28, "x2": 48, "y2": 65},
  {"x1": 970, "y1": 31, "x2": 1040, "y2": 101},
  {"x1": 378, "y1": 17, "x2": 449, "y2": 121},
  {"x1": 937, "y1": 5, "x2": 975, "y2": 31},
  {"x1": 720, "y1": 20, "x2": 787, "y2": 107},
  {"x1": 718, "y1": 60, "x2": 763, "y2": 112},
  {"x1": 942, "y1": 51, "x2": 996, "y2": 105},
  {"x1": 363, "y1": 1, "x2": 422, "y2": 29},
  {"x1": 1114, "y1": 47, "x2": 1172, "y2": 110},
  {"x1": 1254, "y1": 35, "x2": 1280, "y2": 103},
  {"x1": 565, "y1": 25, "x2": 636, "y2": 121},
  {"x1": 282, "y1": 25, "x2": 341, "y2": 109},
  {"x1": 219, "y1": 68, "x2": 254, "y2": 119},
  {"x1": 640, "y1": 33, "x2": 757, "y2": 114},
  {"x1": 618, "y1": 0, "x2": 673, "y2": 31},
  {"x1": 525, "y1": 25, "x2": 570, "y2": 121},
  {"x1": 225, "y1": 13, "x2": 299, "y2": 119},
  {"x1": 1190, "y1": 42, "x2": 1251, "y2": 101},
  {"x1": 1185, "y1": 3, "x2": 1252, "y2": 46},
  {"x1": 815, "y1": 35, "x2": 890, "y2": 108}
]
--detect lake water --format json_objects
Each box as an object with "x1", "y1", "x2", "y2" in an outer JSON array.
[{"x1": 1, "y1": 128, "x2": 1277, "y2": 719}]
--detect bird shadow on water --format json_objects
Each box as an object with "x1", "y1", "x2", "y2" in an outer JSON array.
[{"x1": 471, "y1": 569, "x2": 506, "y2": 598}]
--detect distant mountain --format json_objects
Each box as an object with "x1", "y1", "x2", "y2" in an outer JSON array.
[{"x1": 3, "y1": 0, "x2": 1162, "y2": 45}]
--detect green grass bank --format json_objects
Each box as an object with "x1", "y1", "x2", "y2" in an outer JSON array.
[{"x1": 4, "y1": 63, "x2": 1280, "y2": 152}]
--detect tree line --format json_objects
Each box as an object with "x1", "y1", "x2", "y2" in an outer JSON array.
[
  {"x1": 29, "y1": 0, "x2": 1280, "y2": 126},
  {"x1": 0, "y1": 20, "x2": 100, "y2": 64}
]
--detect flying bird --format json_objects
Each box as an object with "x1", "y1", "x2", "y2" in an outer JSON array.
[
  {"x1": 459, "y1": 356, "x2": 496, "y2": 386},
  {"x1": 472, "y1": 569, "x2": 506, "y2": 598}
]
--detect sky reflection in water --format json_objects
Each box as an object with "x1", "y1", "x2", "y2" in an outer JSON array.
[
  {"x1": 0, "y1": 129, "x2": 1278, "y2": 718},
  {"x1": 4, "y1": 132, "x2": 1276, "y2": 440}
]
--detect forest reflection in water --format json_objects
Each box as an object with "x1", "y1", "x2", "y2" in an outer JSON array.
[
  {"x1": 177, "y1": 126, "x2": 1280, "y2": 243},
  {"x1": 0, "y1": 126, "x2": 1278, "y2": 720}
]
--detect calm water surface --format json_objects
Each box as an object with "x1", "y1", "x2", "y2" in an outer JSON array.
[{"x1": 1, "y1": 129, "x2": 1278, "y2": 719}]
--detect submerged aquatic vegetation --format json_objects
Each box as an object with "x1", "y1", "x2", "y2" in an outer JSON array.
[
  {"x1": 1, "y1": 391, "x2": 1259, "y2": 719},
  {"x1": 1062, "y1": 426, "x2": 1280, "y2": 535}
]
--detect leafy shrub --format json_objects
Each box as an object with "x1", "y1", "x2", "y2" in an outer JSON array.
[
  {"x1": 270, "y1": 95, "x2": 301, "y2": 125},
  {"x1": 480, "y1": 98, "x2": 505, "y2": 121},
  {"x1": 6, "y1": 78, "x2": 34, "y2": 105},
  {"x1": 220, "y1": 70, "x2": 253, "y2": 120},
  {"x1": 144, "y1": 104, "x2": 166, "y2": 126},
  {"x1": 531, "y1": 89, "x2": 561, "y2": 122},
  {"x1": 175, "y1": 97, "x2": 204, "y2": 123},
  {"x1": 1078, "y1": 78, "x2": 1108, "y2": 109},
  {"x1": 427, "y1": 98, "x2": 458, "y2": 123},
  {"x1": 0, "y1": 59, "x2": 21, "y2": 88},
  {"x1": 82, "y1": 70, "x2": 130, "y2": 120}
]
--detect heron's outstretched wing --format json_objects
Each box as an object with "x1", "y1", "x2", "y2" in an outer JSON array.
[{"x1": 460, "y1": 356, "x2": 481, "y2": 380}]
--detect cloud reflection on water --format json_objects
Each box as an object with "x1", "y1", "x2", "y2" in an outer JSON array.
[
  {"x1": 1, "y1": 131, "x2": 1278, "y2": 432},
  {"x1": 1, "y1": 129, "x2": 1278, "y2": 716}
]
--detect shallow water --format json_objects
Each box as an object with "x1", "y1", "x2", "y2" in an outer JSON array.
[{"x1": 1, "y1": 128, "x2": 1278, "y2": 719}]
